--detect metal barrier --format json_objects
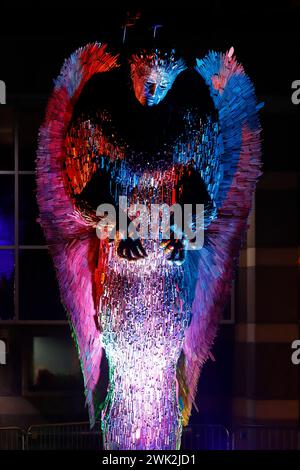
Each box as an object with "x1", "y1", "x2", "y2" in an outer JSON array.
[
  {"x1": 2, "y1": 422, "x2": 300, "y2": 450},
  {"x1": 27, "y1": 421, "x2": 103, "y2": 450},
  {"x1": 232, "y1": 425, "x2": 300, "y2": 450},
  {"x1": 182, "y1": 424, "x2": 231, "y2": 450},
  {"x1": 26, "y1": 422, "x2": 230, "y2": 450},
  {"x1": 0, "y1": 427, "x2": 25, "y2": 450}
]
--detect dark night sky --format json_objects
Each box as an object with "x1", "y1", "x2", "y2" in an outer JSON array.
[
  {"x1": 0, "y1": 1, "x2": 299, "y2": 97},
  {"x1": 1, "y1": 1, "x2": 299, "y2": 174}
]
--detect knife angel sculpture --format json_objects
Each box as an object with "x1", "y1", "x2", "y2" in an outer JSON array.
[{"x1": 36, "y1": 43, "x2": 262, "y2": 450}]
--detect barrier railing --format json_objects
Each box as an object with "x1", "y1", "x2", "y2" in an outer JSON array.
[
  {"x1": 1, "y1": 423, "x2": 300, "y2": 450},
  {"x1": 0, "y1": 427, "x2": 25, "y2": 450},
  {"x1": 26, "y1": 422, "x2": 230, "y2": 450},
  {"x1": 232, "y1": 425, "x2": 300, "y2": 450},
  {"x1": 27, "y1": 421, "x2": 102, "y2": 450},
  {"x1": 182, "y1": 424, "x2": 230, "y2": 450}
]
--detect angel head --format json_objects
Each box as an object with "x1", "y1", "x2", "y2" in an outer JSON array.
[{"x1": 129, "y1": 49, "x2": 186, "y2": 106}]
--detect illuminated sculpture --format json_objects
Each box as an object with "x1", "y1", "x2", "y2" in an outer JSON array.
[{"x1": 36, "y1": 43, "x2": 262, "y2": 450}]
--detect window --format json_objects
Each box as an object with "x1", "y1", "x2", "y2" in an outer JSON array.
[
  {"x1": 0, "y1": 102, "x2": 65, "y2": 321},
  {"x1": 31, "y1": 336, "x2": 81, "y2": 391}
]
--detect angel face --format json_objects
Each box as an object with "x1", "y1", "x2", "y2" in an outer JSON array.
[{"x1": 130, "y1": 50, "x2": 186, "y2": 106}]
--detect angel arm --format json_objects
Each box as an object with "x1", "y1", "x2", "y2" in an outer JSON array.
[{"x1": 178, "y1": 165, "x2": 217, "y2": 231}]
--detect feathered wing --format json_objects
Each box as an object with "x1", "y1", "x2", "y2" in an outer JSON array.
[
  {"x1": 36, "y1": 43, "x2": 119, "y2": 426},
  {"x1": 179, "y1": 48, "x2": 262, "y2": 425}
]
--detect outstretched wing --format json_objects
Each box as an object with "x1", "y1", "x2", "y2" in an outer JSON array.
[
  {"x1": 179, "y1": 48, "x2": 262, "y2": 425},
  {"x1": 36, "y1": 43, "x2": 119, "y2": 426}
]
